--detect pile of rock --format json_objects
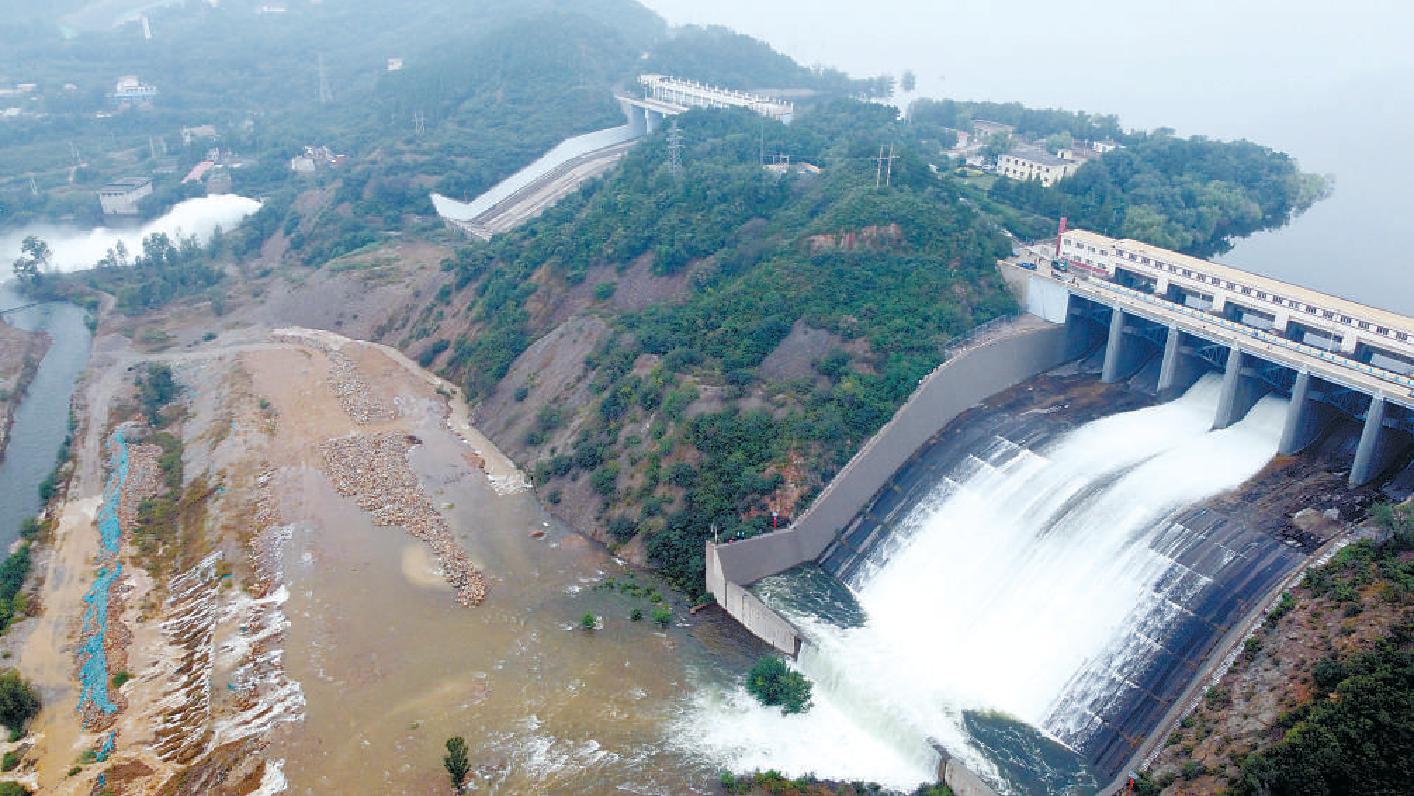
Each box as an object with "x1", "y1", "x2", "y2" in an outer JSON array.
[
  {"x1": 318, "y1": 433, "x2": 487, "y2": 605},
  {"x1": 273, "y1": 330, "x2": 394, "y2": 423}
]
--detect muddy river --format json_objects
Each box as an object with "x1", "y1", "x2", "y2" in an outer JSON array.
[{"x1": 265, "y1": 387, "x2": 759, "y2": 794}]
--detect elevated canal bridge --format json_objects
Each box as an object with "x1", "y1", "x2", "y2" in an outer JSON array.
[{"x1": 616, "y1": 74, "x2": 795, "y2": 134}]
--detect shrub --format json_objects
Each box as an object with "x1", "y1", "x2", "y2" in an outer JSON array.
[
  {"x1": 580, "y1": 612, "x2": 597, "y2": 631},
  {"x1": 630, "y1": 608, "x2": 643, "y2": 622},
  {"x1": 0, "y1": 670, "x2": 40, "y2": 734},
  {"x1": 745, "y1": 656, "x2": 812, "y2": 715},
  {"x1": 651, "y1": 605, "x2": 672, "y2": 627},
  {"x1": 1, "y1": 750, "x2": 19, "y2": 771}
]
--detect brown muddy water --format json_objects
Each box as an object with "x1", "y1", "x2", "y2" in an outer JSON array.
[{"x1": 267, "y1": 404, "x2": 756, "y2": 794}]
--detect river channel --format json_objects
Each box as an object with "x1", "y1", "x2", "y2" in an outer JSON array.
[{"x1": 0, "y1": 280, "x2": 91, "y2": 549}]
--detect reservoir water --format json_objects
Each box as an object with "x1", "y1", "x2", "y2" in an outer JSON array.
[
  {"x1": 681, "y1": 376, "x2": 1295, "y2": 793},
  {"x1": 0, "y1": 280, "x2": 91, "y2": 548}
]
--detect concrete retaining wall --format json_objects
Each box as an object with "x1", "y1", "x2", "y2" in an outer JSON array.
[
  {"x1": 711, "y1": 318, "x2": 1085, "y2": 590},
  {"x1": 706, "y1": 544, "x2": 801, "y2": 655}
]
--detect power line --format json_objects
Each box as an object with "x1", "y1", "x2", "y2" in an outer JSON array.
[{"x1": 666, "y1": 119, "x2": 684, "y2": 179}]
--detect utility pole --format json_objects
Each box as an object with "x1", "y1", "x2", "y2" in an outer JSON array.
[
  {"x1": 317, "y1": 54, "x2": 332, "y2": 105},
  {"x1": 666, "y1": 119, "x2": 684, "y2": 179},
  {"x1": 875, "y1": 144, "x2": 897, "y2": 188}
]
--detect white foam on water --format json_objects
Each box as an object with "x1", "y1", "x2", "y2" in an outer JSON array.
[
  {"x1": 680, "y1": 375, "x2": 1289, "y2": 791},
  {"x1": 0, "y1": 194, "x2": 260, "y2": 272}
]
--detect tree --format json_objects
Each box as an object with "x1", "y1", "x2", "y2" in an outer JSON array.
[
  {"x1": 10, "y1": 236, "x2": 50, "y2": 288},
  {"x1": 981, "y1": 131, "x2": 1011, "y2": 164},
  {"x1": 19, "y1": 237, "x2": 51, "y2": 272},
  {"x1": 745, "y1": 655, "x2": 812, "y2": 715},
  {"x1": 0, "y1": 670, "x2": 40, "y2": 735},
  {"x1": 580, "y1": 612, "x2": 597, "y2": 631},
  {"x1": 900, "y1": 69, "x2": 917, "y2": 93},
  {"x1": 443, "y1": 736, "x2": 470, "y2": 791},
  {"x1": 1043, "y1": 131, "x2": 1074, "y2": 154}
]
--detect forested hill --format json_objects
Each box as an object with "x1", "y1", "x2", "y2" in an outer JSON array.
[
  {"x1": 986, "y1": 132, "x2": 1331, "y2": 257},
  {"x1": 911, "y1": 99, "x2": 1330, "y2": 257},
  {"x1": 413, "y1": 101, "x2": 1018, "y2": 595}
]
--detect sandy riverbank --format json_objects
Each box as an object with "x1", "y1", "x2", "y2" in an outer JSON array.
[{"x1": 7, "y1": 325, "x2": 537, "y2": 794}]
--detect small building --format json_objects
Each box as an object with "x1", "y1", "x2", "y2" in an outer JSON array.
[
  {"x1": 110, "y1": 75, "x2": 157, "y2": 106},
  {"x1": 290, "y1": 145, "x2": 343, "y2": 174},
  {"x1": 1091, "y1": 139, "x2": 1120, "y2": 154},
  {"x1": 98, "y1": 177, "x2": 153, "y2": 215},
  {"x1": 971, "y1": 119, "x2": 1014, "y2": 141},
  {"x1": 386, "y1": 58, "x2": 404, "y2": 72},
  {"x1": 1056, "y1": 146, "x2": 1099, "y2": 164},
  {"x1": 763, "y1": 158, "x2": 821, "y2": 176},
  {"x1": 182, "y1": 160, "x2": 215, "y2": 184},
  {"x1": 181, "y1": 124, "x2": 219, "y2": 146},
  {"x1": 997, "y1": 144, "x2": 1080, "y2": 187}
]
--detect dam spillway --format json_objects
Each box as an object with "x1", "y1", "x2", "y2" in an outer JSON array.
[{"x1": 687, "y1": 375, "x2": 1308, "y2": 793}]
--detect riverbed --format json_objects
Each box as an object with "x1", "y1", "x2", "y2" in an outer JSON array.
[{"x1": 0, "y1": 280, "x2": 91, "y2": 548}]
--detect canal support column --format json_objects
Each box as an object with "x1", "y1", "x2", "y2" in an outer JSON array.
[
  {"x1": 1214, "y1": 347, "x2": 1267, "y2": 430},
  {"x1": 1279, "y1": 372, "x2": 1333, "y2": 454},
  {"x1": 1157, "y1": 325, "x2": 1201, "y2": 400},
  {"x1": 1351, "y1": 396, "x2": 1393, "y2": 487}
]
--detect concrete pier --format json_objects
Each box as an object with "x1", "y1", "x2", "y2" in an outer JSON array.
[
  {"x1": 1279, "y1": 372, "x2": 1333, "y2": 454},
  {"x1": 1351, "y1": 396, "x2": 1393, "y2": 486},
  {"x1": 1157, "y1": 325, "x2": 1202, "y2": 400},
  {"x1": 1101, "y1": 309, "x2": 1158, "y2": 383},
  {"x1": 1214, "y1": 348, "x2": 1268, "y2": 429}
]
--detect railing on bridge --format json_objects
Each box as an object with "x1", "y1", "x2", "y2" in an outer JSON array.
[{"x1": 1069, "y1": 275, "x2": 1414, "y2": 398}]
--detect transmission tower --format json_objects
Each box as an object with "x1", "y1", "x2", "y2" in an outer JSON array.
[
  {"x1": 874, "y1": 144, "x2": 898, "y2": 188},
  {"x1": 666, "y1": 119, "x2": 684, "y2": 179},
  {"x1": 413, "y1": 110, "x2": 426, "y2": 137},
  {"x1": 317, "y1": 54, "x2": 333, "y2": 105}
]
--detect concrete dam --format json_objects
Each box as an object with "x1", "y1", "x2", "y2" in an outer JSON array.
[{"x1": 697, "y1": 230, "x2": 1414, "y2": 794}]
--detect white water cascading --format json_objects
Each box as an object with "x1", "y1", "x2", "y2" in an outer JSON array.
[{"x1": 683, "y1": 375, "x2": 1290, "y2": 792}]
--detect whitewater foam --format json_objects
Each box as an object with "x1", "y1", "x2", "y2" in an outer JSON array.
[
  {"x1": 0, "y1": 194, "x2": 260, "y2": 272},
  {"x1": 682, "y1": 375, "x2": 1290, "y2": 792}
]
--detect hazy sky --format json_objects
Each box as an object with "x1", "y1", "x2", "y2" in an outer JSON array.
[
  {"x1": 641, "y1": 0, "x2": 1414, "y2": 310},
  {"x1": 640, "y1": 0, "x2": 1413, "y2": 145}
]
